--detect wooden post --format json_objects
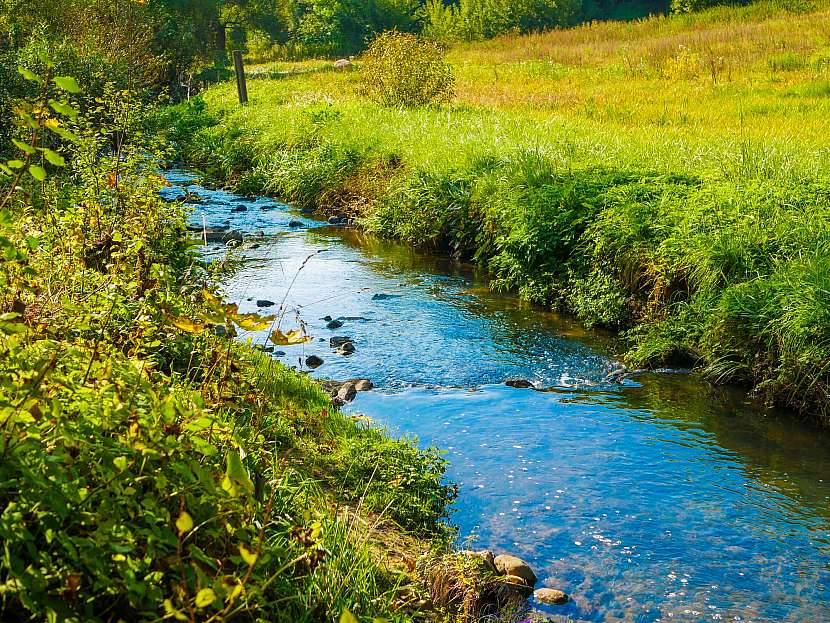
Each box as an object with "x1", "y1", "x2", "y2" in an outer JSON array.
[{"x1": 232, "y1": 50, "x2": 248, "y2": 105}]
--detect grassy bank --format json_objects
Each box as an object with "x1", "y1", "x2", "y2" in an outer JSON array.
[
  {"x1": 0, "y1": 81, "x2": 456, "y2": 622},
  {"x1": 165, "y1": 0, "x2": 830, "y2": 423}
]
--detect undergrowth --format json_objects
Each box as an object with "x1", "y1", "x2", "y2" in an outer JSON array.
[{"x1": 0, "y1": 68, "x2": 456, "y2": 622}]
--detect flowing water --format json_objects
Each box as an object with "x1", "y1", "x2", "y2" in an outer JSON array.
[{"x1": 164, "y1": 171, "x2": 830, "y2": 623}]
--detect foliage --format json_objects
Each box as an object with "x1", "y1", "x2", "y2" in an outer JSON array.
[
  {"x1": 422, "y1": 0, "x2": 581, "y2": 42},
  {"x1": 167, "y1": 0, "x2": 830, "y2": 422},
  {"x1": 361, "y1": 31, "x2": 455, "y2": 107},
  {"x1": 0, "y1": 69, "x2": 453, "y2": 621}
]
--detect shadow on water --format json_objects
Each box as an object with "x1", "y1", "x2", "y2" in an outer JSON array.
[{"x1": 164, "y1": 170, "x2": 830, "y2": 623}]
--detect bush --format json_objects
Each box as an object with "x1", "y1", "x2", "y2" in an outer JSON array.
[{"x1": 361, "y1": 31, "x2": 455, "y2": 107}]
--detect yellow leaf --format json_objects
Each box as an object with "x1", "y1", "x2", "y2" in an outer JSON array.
[
  {"x1": 163, "y1": 599, "x2": 189, "y2": 622},
  {"x1": 239, "y1": 544, "x2": 258, "y2": 566},
  {"x1": 229, "y1": 582, "x2": 244, "y2": 600},
  {"x1": 340, "y1": 609, "x2": 359, "y2": 623},
  {"x1": 195, "y1": 588, "x2": 216, "y2": 609},
  {"x1": 176, "y1": 511, "x2": 194, "y2": 535},
  {"x1": 235, "y1": 313, "x2": 275, "y2": 331},
  {"x1": 270, "y1": 329, "x2": 312, "y2": 345},
  {"x1": 164, "y1": 313, "x2": 207, "y2": 334}
]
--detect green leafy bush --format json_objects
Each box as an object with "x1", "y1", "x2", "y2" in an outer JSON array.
[{"x1": 361, "y1": 31, "x2": 455, "y2": 107}]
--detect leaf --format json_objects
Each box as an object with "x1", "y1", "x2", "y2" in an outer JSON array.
[
  {"x1": 113, "y1": 456, "x2": 128, "y2": 471},
  {"x1": 269, "y1": 329, "x2": 313, "y2": 345},
  {"x1": 12, "y1": 140, "x2": 36, "y2": 155},
  {"x1": 45, "y1": 119, "x2": 79, "y2": 142},
  {"x1": 17, "y1": 67, "x2": 41, "y2": 82},
  {"x1": 176, "y1": 511, "x2": 194, "y2": 535},
  {"x1": 54, "y1": 76, "x2": 81, "y2": 93},
  {"x1": 48, "y1": 99, "x2": 78, "y2": 119},
  {"x1": 40, "y1": 149, "x2": 66, "y2": 167},
  {"x1": 221, "y1": 451, "x2": 254, "y2": 497},
  {"x1": 28, "y1": 165, "x2": 46, "y2": 181},
  {"x1": 163, "y1": 599, "x2": 189, "y2": 622},
  {"x1": 195, "y1": 588, "x2": 216, "y2": 608},
  {"x1": 0, "y1": 163, "x2": 12, "y2": 176},
  {"x1": 163, "y1": 313, "x2": 207, "y2": 334},
  {"x1": 235, "y1": 313, "x2": 275, "y2": 331},
  {"x1": 238, "y1": 544, "x2": 258, "y2": 566},
  {"x1": 7, "y1": 160, "x2": 25, "y2": 170},
  {"x1": 38, "y1": 50, "x2": 54, "y2": 68},
  {"x1": 340, "y1": 609, "x2": 359, "y2": 623}
]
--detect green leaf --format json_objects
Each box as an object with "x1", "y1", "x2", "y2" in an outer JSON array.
[
  {"x1": 113, "y1": 456, "x2": 128, "y2": 471},
  {"x1": 17, "y1": 67, "x2": 41, "y2": 82},
  {"x1": 176, "y1": 511, "x2": 194, "y2": 535},
  {"x1": 40, "y1": 149, "x2": 65, "y2": 167},
  {"x1": 221, "y1": 451, "x2": 254, "y2": 497},
  {"x1": 54, "y1": 76, "x2": 82, "y2": 93},
  {"x1": 0, "y1": 163, "x2": 12, "y2": 175},
  {"x1": 12, "y1": 140, "x2": 36, "y2": 155},
  {"x1": 48, "y1": 100, "x2": 79, "y2": 119},
  {"x1": 7, "y1": 160, "x2": 25, "y2": 170},
  {"x1": 340, "y1": 609, "x2": 359, "y2": 623},
  {"x1": 38, "y1": 50, "x2": 54, "y2": 68},
  {"x1": 28, "y1": 165, "x2": 46, "y2": 181},
  {"x1": 195, "y1": 588, "x2": 216, "y2": 609}
]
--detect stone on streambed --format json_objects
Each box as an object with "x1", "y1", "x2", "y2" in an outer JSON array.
[
  {"x1": 231, "y1": 205, "x2": 248, "y2": 213},
  {"x1": 494, "y1": 554, "x2": 537, "y2": 587},
  {"x1": 354, "y1": 379, "x2": 373, "y2": 392},
  {"x1": 337, "y1": 342, "x2": 356, "y2": 355},
  {"x1": 288, "y1": 220, "x2": 304, "y2": 228},
  {"x1": 257, "y1": 300, "x2": 275, "y2": 308},
  {"x1": 326, "y1": 319, "x2": 344, "y2": 329},
  {"x1": 330, "y1": 336, "x2": 352, "y2": 348},
  {"x1": 372, "y1": 293, "x2": 401, "y2": 301},
  {"x1": 305, "y1": 355, "x2": 324, "y2": 369},
  {"x1": 534, "y1": 588, "x2": 569, "y2": 605},
  {"x1": 505, "y1": 378, "x2": 534, "y2": 389},
  {"x1": 201, "y1": 229, "x2": 243, "y2": 244}
]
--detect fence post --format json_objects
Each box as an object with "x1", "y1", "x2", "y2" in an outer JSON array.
[{"x1": 232, "y1": 50, "x2": 248, "y2": 105}]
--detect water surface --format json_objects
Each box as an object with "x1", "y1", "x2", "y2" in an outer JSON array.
[{"x1": 164, "y1": 171, "x2": 830, "y2": 623}]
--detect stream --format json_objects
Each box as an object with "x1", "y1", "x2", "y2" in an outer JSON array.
[{"x1": 164, "y1": 170, "x2": 830, "y2": 623}]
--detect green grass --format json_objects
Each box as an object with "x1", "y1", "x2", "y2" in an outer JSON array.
[{"x1": 164, "y1": 0, "x2": 830, "y2": 422}]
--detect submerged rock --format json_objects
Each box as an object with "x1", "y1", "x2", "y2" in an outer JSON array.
[
  {"x1": 337, "y1": 342, "x2": 356, "y2": 355},
  {"x1": 256, "y1": 299, "x2": 275, "y2": 308},
  {"x1": 288, "y1": 220, "x2": 304, "y2": 228},
  {"x1": 494, "y1": 554, "x2": 537, "y2": 587},
  {"x1": 202, "y1": 229, "x2": 243, "y2": 244},
  {"x1": 330, "y1": 337, "x2": 353, "y2": 348},
  {"x1": 231, "y1": 205, "x2": 248, "y2": 213},
  {"x1": 326, "y1": 319, "x2": 344, "y2": 329},
  {"x1": 372, "y1": 293, "x2": 401, "y2": 301},
  {"x1": 305, "y1": 355, "x2": 324, "y2": 369},
  {"x1": 505, "y1": 379, "x2": 534, "y2": 389},
  {"x1": 534, "y1": 588, "x2": 569, "y2": 605}
]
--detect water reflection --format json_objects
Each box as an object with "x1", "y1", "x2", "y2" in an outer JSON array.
[{"x1": 166, "y1": 171, "x2": 830, "y2": 623}]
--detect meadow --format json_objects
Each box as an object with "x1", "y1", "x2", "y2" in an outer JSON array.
[{"x1": 169, "y1": 0, "x2": 830, "y2": 422}]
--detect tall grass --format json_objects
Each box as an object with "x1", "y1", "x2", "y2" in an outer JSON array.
[{"x1": 166, "y1": 0, "x2": 830, "y2": 421}]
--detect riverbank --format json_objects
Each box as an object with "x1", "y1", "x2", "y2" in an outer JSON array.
[
  {"x1": 0, "y1": 97, "x2": 473, "y2": 621},
  {"x1": 161, "y1": 0, "x2": 830, "y2": 423}
]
